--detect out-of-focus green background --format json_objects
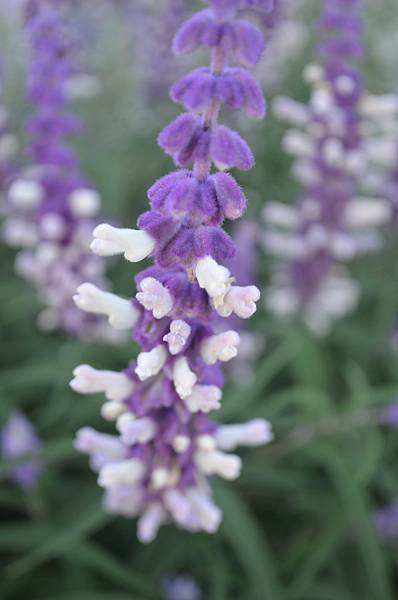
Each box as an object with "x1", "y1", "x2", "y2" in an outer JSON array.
[{"x1": 1, "y1": 1, "x2": 398, "y2": 599}]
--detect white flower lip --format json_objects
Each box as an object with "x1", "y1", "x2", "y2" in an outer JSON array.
[
  {"x1": 117, "y1": 416, "x2": 156, "y2": 445},
  {"x1": 70, "y1": 364, "x2": 134, "y2": 402},
  {"x1": 185, "y1": 488, "x2": 222, "y2": 534},
  {"x1": 215, "y1": 419, "x2": 274, "y2": 451},
  {"x1": 172, "y1": 356, "x2": 197, "y2": 399},
  {"x1": 195, "y1": 256, "x2": 231, "y2": 298},
  {"x1": 136, "y1": 277, "x2": 173, "y2": 319},
  {"x1": 163, "y1": 320, "x2": 191, "y2": 355},
  {"x1": 91, "y1": 223, "x2": 155, "y2": 262},
  {"x1": 8, "y1": 179, "x2": 43, "y2": 208},
  {"x1": 135, "y1": 345, "x2": 167, "y2": 381},
  {"x1": 98, "y1": 459, "x2": 145, "y2": 488},
  {"x1": 185, "y1": 384, "x2": 222, "y2": 413},
  {"x1": 73, "y1": 283, "x2": 139, "y2": 330},
  {"x1": 200, "y1": 331, "x2": 240, "y2": 365},
  {"x1": 215, "y1": 285, "x2": 261, "y2": 319},
  {"x1": 195, "y1": 449, "x2": 242, "y2": 480},
  {"x1": 137, "y1": 504, "x2": 167, "y2": 544},
  {"x1": 69, "y1": 188, "x2": 101, "y2": 218}
]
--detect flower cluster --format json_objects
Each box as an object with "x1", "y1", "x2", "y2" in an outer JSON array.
[
  {"x1": 263, "y1": 0, "x2": 391, "y2": 334},
  {"x1": 1, "y1": 412, "x2": 44, "y2": 490},
  {"x1": 72, "y1": 0, "x2": 273, "y2": 542},
  {"x1": 3, "y1": 0, "x2": 112, "y2": 339}
]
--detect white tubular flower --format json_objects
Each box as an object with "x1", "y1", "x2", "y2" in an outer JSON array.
[
  {"x1": 98, "y1": 458, "x2": 145, "y2": 488},
  {"x1": 136, "y1": 277, "x2": 173, "y2": 319},
  {"x1": 283, "y1": 130, "x2": 314, "y2": 158},
  {"x1": 263, "y1": 231, "x2": 306, "y2": 259},
  {"x1": 200, "y1": 331, "x2": 240, "y2": 365},
  {"x1": 273, "y1": 96, "x2": 310, "y2": 127},
  {"x1": 40, "y1": 213, "x2": 65, "y2": 240},
  {"x1": 137, "y1": 504, "x2": 167, "y2": 544},
  {"x1": 303, "y1": 63, "x2": 324, "y2": 84},
  {"x1": 172, "y1": 435, "x2": 191, "y2": 453},
  {"x1": 262, "y1": 202, "x2": 299, "y2": 228},
  {"x1": 172, "y1": 356, "x2": 197, "y2": 399},
  {"x1": 70, "y1": 364, "x2": 133, "y2": 402},
  {"x1": 345, "y1": 199, "x2": 391, "y2": 228},
  {"x1": 101, "y1": 401, "x2": 126, "y2": 422},
  {"x1": 184, "y1": 385, "x2": 222, "y2": 413},
  {"x1": 195, "y1": 449, "x2": 242, "y2": 480},
  {"x1": 8, "y1": 179, "x2": 42, "y2": 208},
  {"x1": 363, "y1": 139, "x2": 397, "y2": 168},
  {"x1": 215, "y1": 286, "x2": 261, "y2": 319},
  {"x1": 73, "y1": 283, "x2": 139, "y2": 330},
  {"x1": 322, "y1": 138, "x2": 344, "y2": 168},
  {"x1": 185, "y1": 488, "x2": 222, "y2": 534},
  {"x1": 195, "y1": 256, "x2": 231, "y2": 298},
  {"x1": 163, "y1": 320, "x2": 191, "y2": 355},
  {"x1": 215, "y1": 419, "x2": 274, "y2": 451},
  {"x1": 361, "y1": 93, "x2": 398, "y2": 117},
  {"x1": 117, "y1": 417, "x2": 156, "y2": 445},
  {"x1": 135, "y1": 345, "x2": 167, "y2": 381},
  {"x1": 196, "y1": 434, "x2": 217, "y2": 452},
  {"x1": 69, "y1": 188, "x2": 101, "y2": 218},
  {"x1": 151, "y1": 466, "x2": 180, "y2": 491},
  {"x1": 74, "y1": 427, "x2": 125, "y2": 460},
  {"x1": 3, "y1": 218, "x2": 38, "y2": 247},
  {"x1": 104, "y1": 485, "x2": 144, "y2": 518},
  {"x1": 163, "y1": 489, "x2": 195, "y2": 528},
  {"x1": 91, "y1": 223, "x2": 155, "y2": 262}
]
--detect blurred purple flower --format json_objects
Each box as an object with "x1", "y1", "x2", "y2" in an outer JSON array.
[
  {"x1": 375, "y1": 500, "x2": 398, "y2": 541},
  {"x1": 1, "y1": 412, "x2": 44, "y2": 489},
  {"x1": 162, "y1": 575, "x2": 202, "y2": 600},
  {"x1": 264, "y1": 0, "x2": 391, "y2": 334},
  {"x1": 3, "y1": 0, "x2": 114, "y2": 341}
]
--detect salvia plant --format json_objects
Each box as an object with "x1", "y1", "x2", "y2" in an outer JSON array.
[
  {"x1": 3, "y1": 0, "x2": 113, "y2": 339},
  {"x1": 263, "y1": 0, "x2": 391, "y2": 335},
  {"x1": 71, "y1": 0, "x2": 274, "y2": 542}
]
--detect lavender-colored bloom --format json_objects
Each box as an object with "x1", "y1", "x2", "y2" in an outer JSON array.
[
  {"x1": 378, "y1": 403, "x2": 398, "y2": 428},
  {"x1": 264, "y1": 0, "x2": 391, "y2": 335},
  {"x1": 375, "y1": 499, "x2": 398, "y2": 541},
  {"x1": 72, "y1": 1, "x2": 273, "y2": 542},
  {"x1": 3, "y1": 0, "x2": 114, "y2": 340},
  {"x1": 162, "y1": 575, "x2": 202, "y2": 600},
  {"x1": 1, "y1": 412, "x2": 43, "y2": 489}
]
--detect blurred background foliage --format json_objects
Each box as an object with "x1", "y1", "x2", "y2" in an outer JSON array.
[{"x1": 1, "y1": 1, "x2": 398, "y2": 599}]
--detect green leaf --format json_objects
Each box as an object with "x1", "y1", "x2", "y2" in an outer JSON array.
[
  {"x1": 5, "y1": 504, "x2": 111, "y2": 579},
  {"x1": 215, "y1": 482, "x2": 282, "y2": 600}
]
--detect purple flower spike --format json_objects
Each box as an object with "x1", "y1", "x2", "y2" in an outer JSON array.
[
  {"x1": 1, "y1": 412, "x2": 44, "y2": 489},
  {"x1": 3, "y1": 1, "x2": 114, "y2": 341},
  {"x1": 264, "y1": 0, "x2": 390, "y2": 335},
  {"x1": 73, "y1": 0, "x2": 271, "y2": 543}
]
